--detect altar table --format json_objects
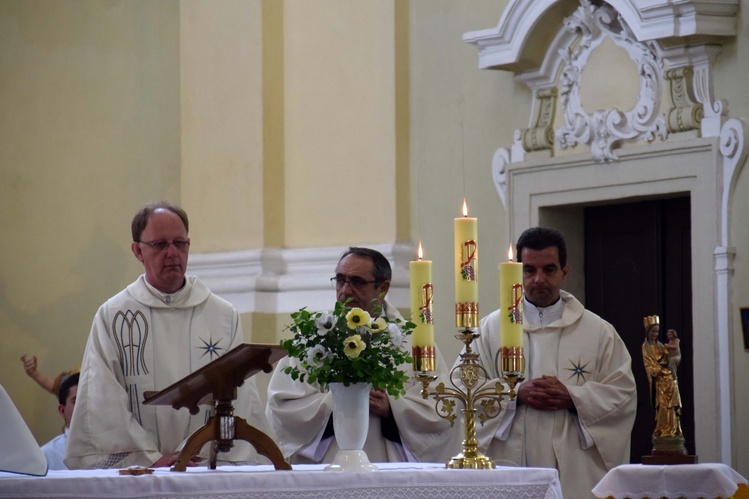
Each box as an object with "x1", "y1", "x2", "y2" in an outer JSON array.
[
  {"x1": 0, "y1": 462, "x2": 562, "y2": 499},
  {"x1": 592, "y1": 463, "x2": 749, "y2": 499}
]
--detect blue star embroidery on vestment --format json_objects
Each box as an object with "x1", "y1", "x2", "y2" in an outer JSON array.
[
  {"x1": 197, "y1": 335, "x2": 224, "y2": 360},
  {"x1": 564, "y1": 357, "x2": 591, "y2": 384}
]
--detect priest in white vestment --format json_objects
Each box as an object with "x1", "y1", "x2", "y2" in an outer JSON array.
[
  {"x1": 454, "y1": 227, "x2": 637, "y2": 499},
  {"x1": 66, "y1": 202, "x2": 268, "y2": 469},
  {"x1": 266, "y1": 247, "x2": 455, "y2": 464}
]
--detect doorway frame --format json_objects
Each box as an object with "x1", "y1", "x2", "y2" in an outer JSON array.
[
  {"x1": 502, "y1": 133, "x2": 744, "y2": 463},
  {"x1": 464, "y1": 0, "x2": 746, "y2": 465}
]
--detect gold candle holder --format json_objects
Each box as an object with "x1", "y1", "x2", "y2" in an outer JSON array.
[
  {"x1": 412, "y1": 345, "x2": 436, "y2": 373},
  {"x1": 416, "y1": 328, "x2": 524, "y2": 469},
  {"x1": 455, "y1": 302, "x2": 479, "y2": 329}
]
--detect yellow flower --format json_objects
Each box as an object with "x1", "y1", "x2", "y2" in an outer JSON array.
[
  {"x1": 346, "y1": 308, "x2": 371, "y2": 330},
  {"x1": 368, "y1": 317, "x2": 387, "y2": 332},
  {"x1": 343, "y1": 334, "x2": 366, "y2": 359}
]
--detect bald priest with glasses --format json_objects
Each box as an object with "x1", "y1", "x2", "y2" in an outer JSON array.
[
  {"x1": 266, "y1": 247, "x2": 454, "y2": 465},
  {"x1": 66, "y1": 201, "x2": 269, "y2": 469}
]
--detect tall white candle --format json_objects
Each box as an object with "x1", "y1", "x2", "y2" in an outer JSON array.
[
  {"x1": 499, "y1": 244, "x2": 523, "y2": 347},
  {"x1": 454, "y1": 199, "x2": 478, "y2": 328}
]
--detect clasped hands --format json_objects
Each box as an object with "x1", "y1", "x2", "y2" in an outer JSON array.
[
  {"x1": 517, "y1": 375, "x2": 574, "y2": 411},
  {"x1": 369, "y1": 388, "x2": 390, "y2": 418}
]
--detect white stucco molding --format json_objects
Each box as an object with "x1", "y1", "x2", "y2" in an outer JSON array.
[
  {"x1": 186, "y1": 243, "x2": 415, "y2": 315},
  {"x1": 660, "y1": 44, "x2": 729, "y2": 137},
  {"x1": 718, "y1": 118, "x2": 748, "y2": 247},
  {"x1": 463, "y1": 0, "x2": 738, "y2": 71},
  {"x1": 491, "y1": 147, "x2": 511, "y2": 209},
  {"x1": 714, "y1": 119, "x2": 748, "y2": 464},
  {"x1": 465, "y1": 0, "x2": 737, "y2": 169},
  {"x1": 555, "y1": 2, "x2": 668, "y2": 162}
]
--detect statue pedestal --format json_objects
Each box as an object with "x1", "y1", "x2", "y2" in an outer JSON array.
[
  {"x1": 642, "y1": 435, "x2": 698, "y2": 465},
  {"x1": 143, "y1": 343, "x2": 291, "y2": 471},
  {"x1": 642, "y1": 454, "x2": 698, "y2": 464}
]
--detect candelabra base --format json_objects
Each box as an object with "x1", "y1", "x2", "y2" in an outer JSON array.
[
  {"x1": 447, "y1": 450, "x2": 495, "y2": 469},
  {"x1": 416, "y1": 328, "x2": 523, "y2": 471}
]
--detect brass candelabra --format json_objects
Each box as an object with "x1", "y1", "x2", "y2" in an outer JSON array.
[{"x1": 416, "y1": 328, "x2": 524, "y2": 469}]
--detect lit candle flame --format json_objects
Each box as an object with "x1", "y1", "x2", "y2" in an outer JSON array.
[
  {"x1": 418, "y1": 241, "x2": 424, "y2": 261},
  {"x1": 462, "y1": 198, "x2": 468, "y2": 217},
  {"x1": 508, "y1": 244, "x2": 514, "y2": 262}
]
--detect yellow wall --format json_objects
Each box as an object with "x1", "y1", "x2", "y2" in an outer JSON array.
[
  {"x1": 282, "y1": 1, "x2": 398, "y2": 247},
  {"x1": 180, "y1": 0, "x2": 265, "y2": 252},
  {"x1": 0, "y1": 0, "x2": 182, "y2": 446},
  {"x1": 0, "y1": 0, "x2": 410, "y2": 446},
  {"x1": 409, "y1": 0, "x2": 517, "y2": 363}
]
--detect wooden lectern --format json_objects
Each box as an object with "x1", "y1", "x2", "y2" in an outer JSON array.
[{"x1": 143, "y1": 343, "x2": 292, "y2": 472}]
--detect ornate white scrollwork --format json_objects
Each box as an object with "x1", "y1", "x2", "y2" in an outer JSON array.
[
  {"x1": 556, "y1": 1, "x2": 667, "y2": 162},
  {"x1": 665, "y1": 68, "x2": 703, "y2": 133},
  {"x1": 516, "y1": 88, "x2": 558, "y2": 153},
  {"x1": 718, "y1": 118, "x2": 749, "y2": 247},
  {"x1": 491, "y1": 147, "x2": 510, "y2": 209}
]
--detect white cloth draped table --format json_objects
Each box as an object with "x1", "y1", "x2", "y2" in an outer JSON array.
[
  {"x1": 592, "y1": 463, "x2": 749, "y2": 499},
  {"x1": 0, "y1": 462, "x2": 562, "y2": 499}
]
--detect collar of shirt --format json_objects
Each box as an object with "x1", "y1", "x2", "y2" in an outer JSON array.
[
  {"x1": 143, "y1": 277, "x2": 189, "y2": 305},
  {"x1": 524, "y1": 295, "x2": 565, "y2": 327}
]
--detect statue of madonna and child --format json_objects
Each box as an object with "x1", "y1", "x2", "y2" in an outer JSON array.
[{"x1": 641, "y1": 315, "x2": 695, "y2": 463}]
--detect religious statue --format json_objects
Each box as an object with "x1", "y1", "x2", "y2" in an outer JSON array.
[{"x1": 641, "y1": 315, "x2": 689, "y2": 460}]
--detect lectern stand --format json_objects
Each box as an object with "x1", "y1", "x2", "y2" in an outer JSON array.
[{"x1": 143, "y1": 343, "x2": 291, "y2": 472}]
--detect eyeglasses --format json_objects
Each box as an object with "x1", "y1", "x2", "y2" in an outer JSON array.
[
  {"x1": 138, "y1": 239, "x2": 190, "y2": 251},
  {"x1": 330, "y1": 275, "x2": 379, "y2": 290}
]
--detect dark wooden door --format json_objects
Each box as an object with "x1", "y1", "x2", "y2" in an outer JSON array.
[{"x1": 584, "y1": 197, "x2": 693, "y2": 463}]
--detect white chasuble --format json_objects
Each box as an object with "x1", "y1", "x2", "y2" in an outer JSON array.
[
  {"x1": 453, "y1": 291, "x2": 637, "y2": 499},
  {"x1": 66, "y1": 275, "x2": 267, "y2": 469}
]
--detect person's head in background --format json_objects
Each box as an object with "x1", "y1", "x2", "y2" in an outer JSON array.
[
  {"x1": 57, "y1": 373, "x2": 79, "y2": 429},
  {"x1": 333, "y1": 247, "x2": 391, "y2": 316}
]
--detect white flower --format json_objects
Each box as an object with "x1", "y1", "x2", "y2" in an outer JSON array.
[
  {"x1": 387, "y1": 323, "x2": 404, "y2": 347},
  {"x1": 306, "y1": 344, "x2": 330, "y2": 367},
  {"x1": 315, "y1": 312, "x2": 336, "y2": 336}
]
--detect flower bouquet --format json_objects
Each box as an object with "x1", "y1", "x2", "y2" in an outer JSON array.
[{"x1": 280, "y1": 300, "x2": 415, "y2": 397}]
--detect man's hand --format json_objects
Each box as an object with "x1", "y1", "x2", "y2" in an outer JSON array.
[
  {"x1": 151, "y1": 452, "x2": 203, "y2": 468},
  {"x1": 369, "y1": 389, "x2": 390, "y2": 418},
  {"x1": 518, "y1": 375, "x2": 574, "y2": 411},
  {"x1": 20, "y1": 354, "x2": 57, "y2": 393},
  {"x1": 21, "y1": 355, "x2": 38, "y2": 377}
]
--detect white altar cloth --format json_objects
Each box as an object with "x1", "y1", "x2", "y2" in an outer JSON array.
[
  {"x1": 592, "y1": 463, "x2": 749, "y2": 499},
  {"x1": 0, "y1": 462, "x2": 562, "y2": 499}
]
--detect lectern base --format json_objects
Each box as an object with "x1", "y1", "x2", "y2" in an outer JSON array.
[{"x1": 171, "y1": 413, "x2": 291, "y2": 472}]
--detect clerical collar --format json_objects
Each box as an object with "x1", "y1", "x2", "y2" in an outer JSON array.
[
  {"x1": 144, "y1": 278, "x2": 188, "y2": 305},
  {"x1": 524, "y1": 296, "x2": 564, "y2": 327}
]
